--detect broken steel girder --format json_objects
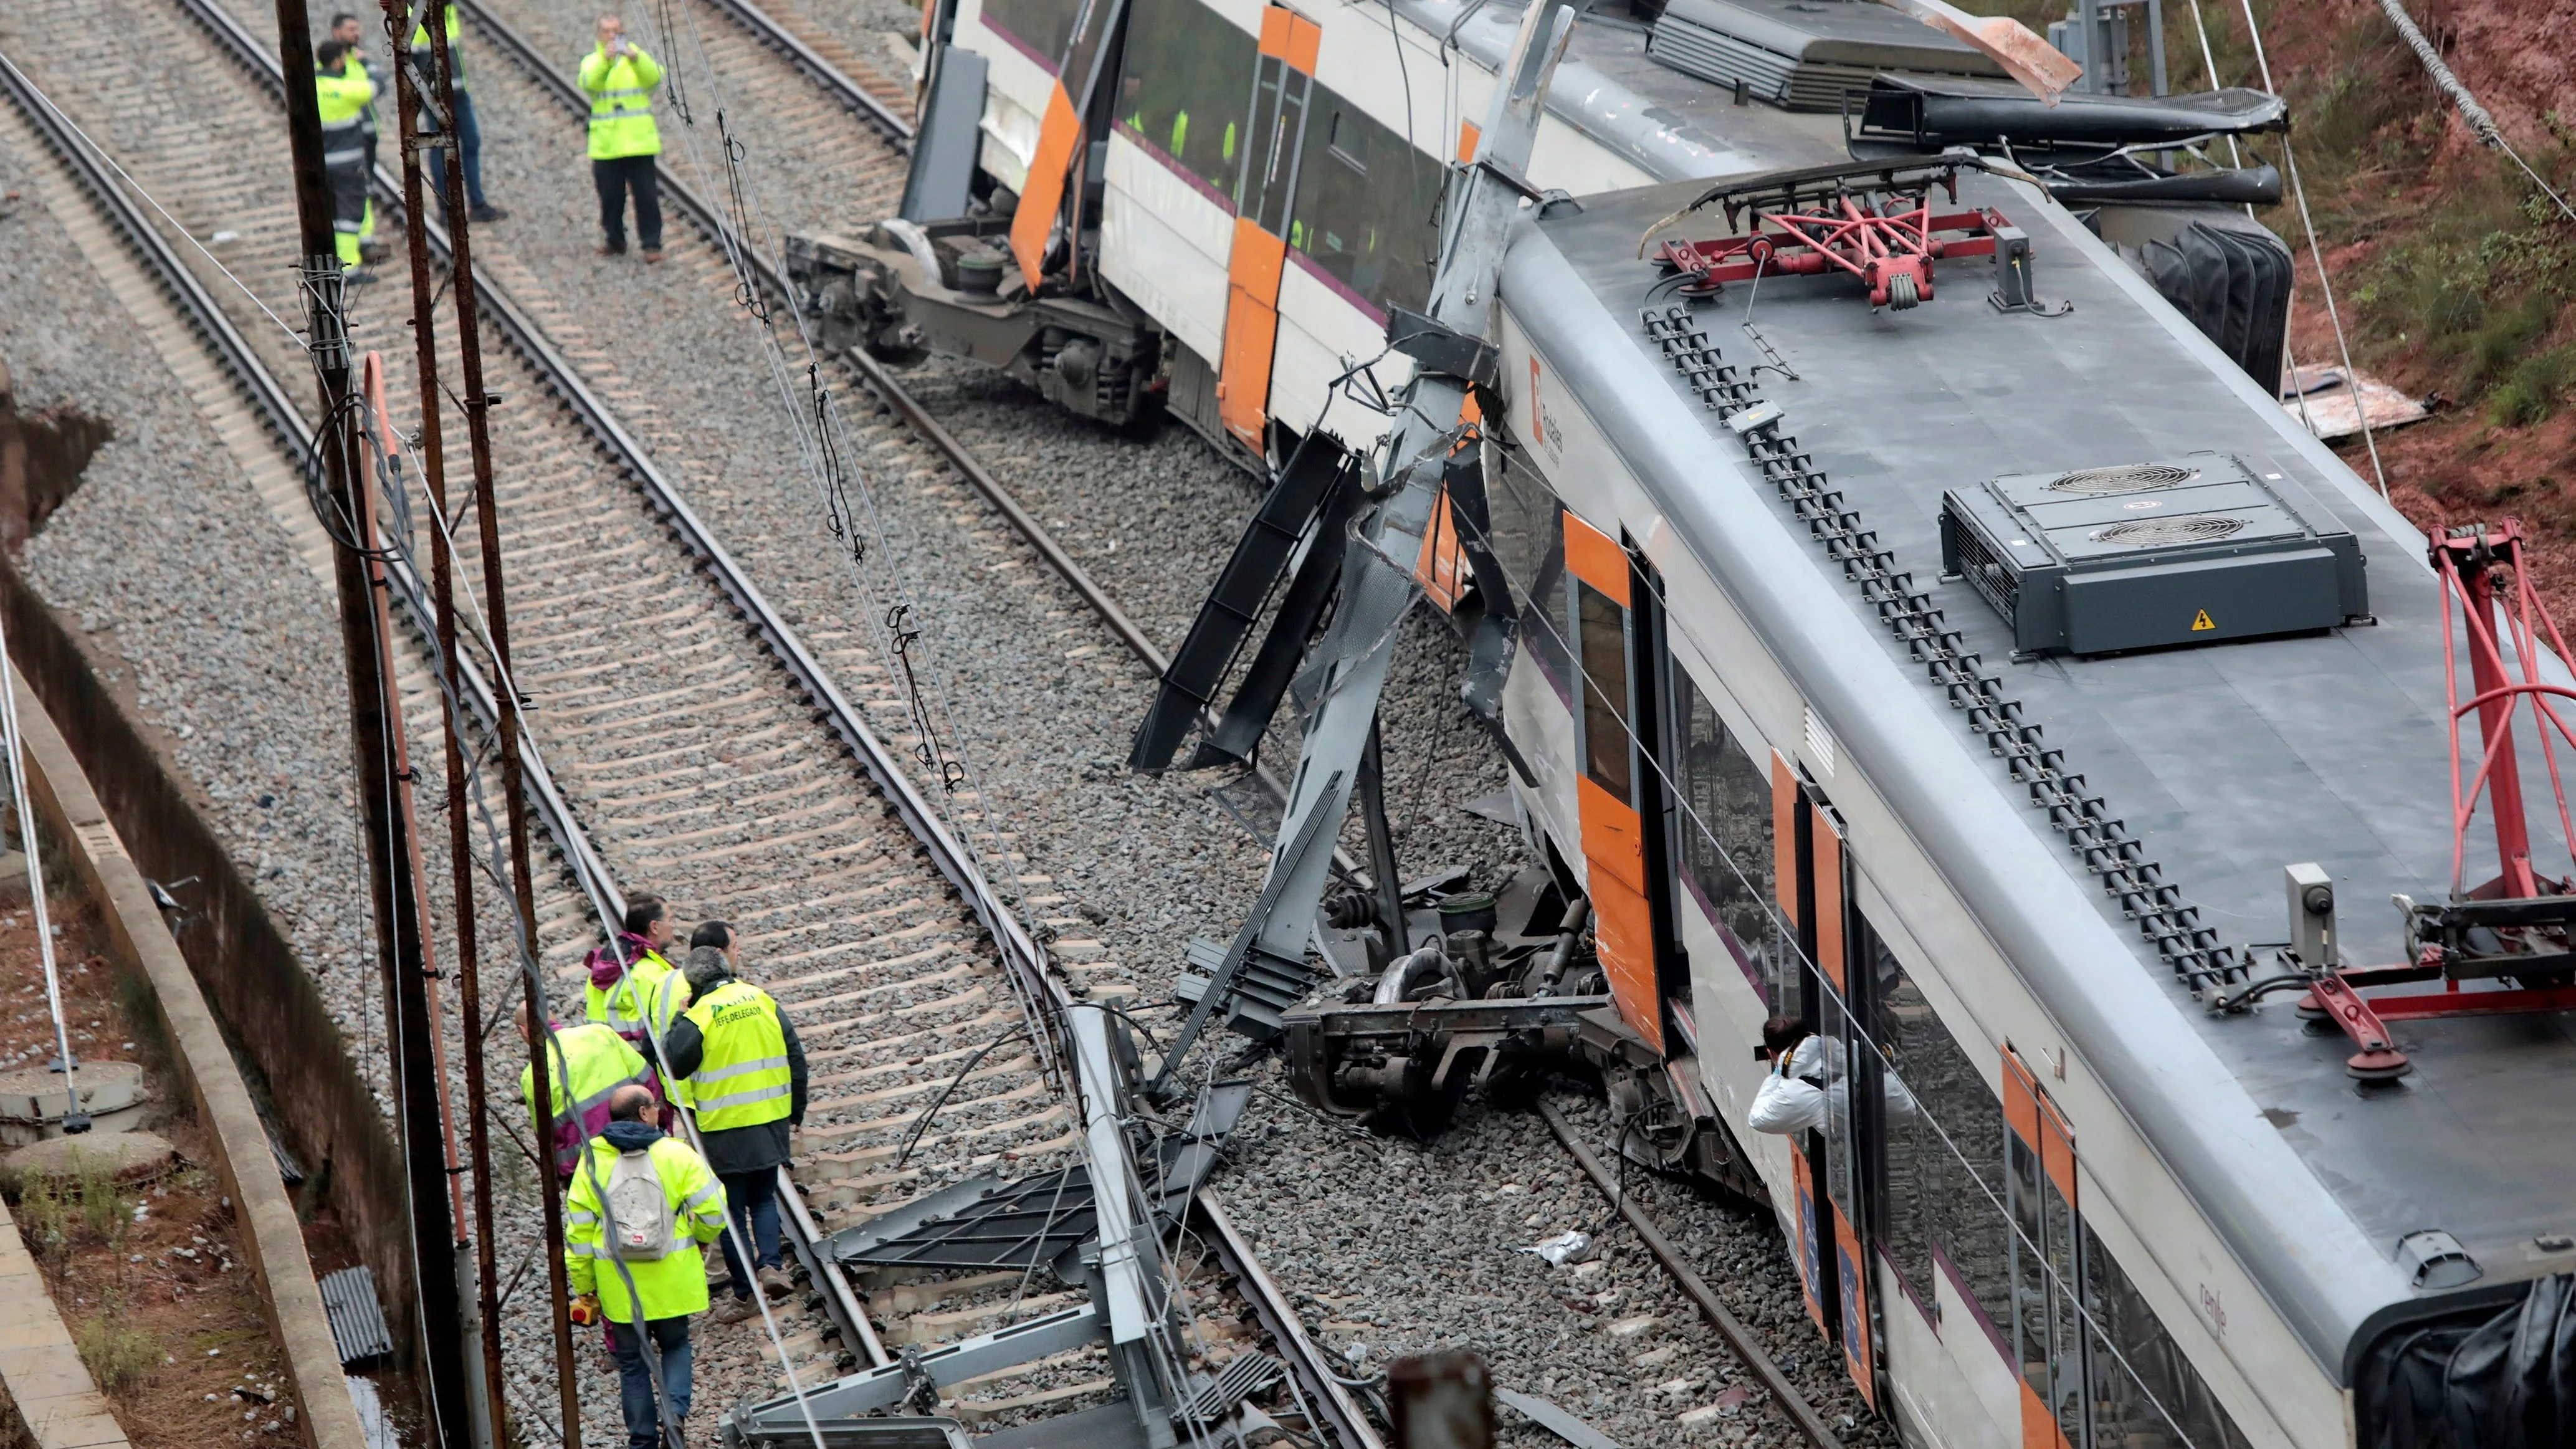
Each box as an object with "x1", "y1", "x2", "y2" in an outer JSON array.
[
  {"x1": 1128, "y1": 438, "x2": 1353, "y2": 772},
  {"x1": 1152, "y1": 0, "x2": 1583, "y2": 1094},
  {"x1": 823, "y1": 1081, "x2": 1250, "y2": 1273}
]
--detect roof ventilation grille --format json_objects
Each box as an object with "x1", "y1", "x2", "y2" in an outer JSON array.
[
  {"x1": 2049, "y1": 462, "x2": 2198, "y2": 494},
  {"x1": 1938, "y1": 452, "x2": 2369, "y2": 656},
  {"x1": 2091, "y1": 515, "x2": 2249, "y2": 547}
]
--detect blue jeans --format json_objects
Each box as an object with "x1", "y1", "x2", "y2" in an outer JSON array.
[
  {"x1": 717, "y1": 1168, "x2": 781, "y2": 1299},
  {"x1": 422, "y1": 88, "x2": 487, "y2": 210},
  {"x1": 608, "y1": 1316, "x2": 690, "y2": 1449}
]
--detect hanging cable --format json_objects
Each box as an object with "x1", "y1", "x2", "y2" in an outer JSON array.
[
  {"x1": 0, "y1": 612, "x2": 84, "y2": 1134},
  {"x1": 2230, "y1": 0, "x2": 2387, "y2": 495}
]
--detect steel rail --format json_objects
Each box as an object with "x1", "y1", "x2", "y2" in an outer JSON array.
[
  {"x1": 166, "y1": 6, "x2": 1378, "y2": 1438},
  {"x1": 694, "y1": 0, "x2": 915, "y2": 145},
  {"x1": 1537, "y1": 1100, "x2": 1844, "y2": 1449},
  {"x1": 1196, "y1": 1191, "x2": 1386, "y2": 1449},
  {"x1": 450, "y1": 0, "x2": 1357, "y2": 874},
  {"x1": 157, "y1": 0, "x2": 914, "y2": 1365}
]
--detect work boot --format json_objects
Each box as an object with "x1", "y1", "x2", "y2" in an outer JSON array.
[
  {"x1": 598, "y1": 241, "x2": 627, "y2": 257},
  {"x1": 469, "y1": 203, "x2": 509, "y2": 222},
  {"x1": 712, "y1": 1295, "x2": 758, "y2": 1326},
  {"x1": 643, "y1": 247, "x2": 665, "y2": 264},
  {"x1": 758, "y1": 1266, "x2": 792, "y2": 1301}
]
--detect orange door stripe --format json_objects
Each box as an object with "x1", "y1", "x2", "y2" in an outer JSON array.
[
  {"x1": 1258, "y1": 4, "x2": 1293, "y2": 55},
  {"x1": 1284, "y1": 14, "x2": 1321, "y2": 74},
  {"x1": 1813, "y1": 805, "x2": 1844, "y2": 992},
  {"x1": 1831, "y1": 1198, "x2": 1877, "y2": 1409},
  {"x1": 1456, "y1": 118, "x2": 1481, "y2": 161},
  {"x1": 1218, "y1": 216, "x2": 1289, "y2": 444},
  {"x1": 1561, "y1": 509, "x2": 1629, "y2": 606},
  {"x1": 1414, "y1": 489, "x2": 1466, "y2": 612},
  {"x1": 1009, "y1": 80, "x2": 1081, "y2": 289},
  {"x1": 1791, "y1": 1152, "x2": 1828, "y2": 1332},
  {"x1": 2001, "y1": 1043, "x2": 2041, "y2": 1147},
  {"x1": 2039, "y1": 1096, "x2": 2079, "y2": 1205},
  {"x1": 1577, "y1": 773, "x2": 1659, "y2": 1051}
]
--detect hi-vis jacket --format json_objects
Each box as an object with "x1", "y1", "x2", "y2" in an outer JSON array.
[
  {"x1": 564, "y1": 1126, "x2": 727, "y2": 1324},
  {"x1": 586, "y1": 942, "x2": 694, "y2": 1106},
  {"x1": 578, "y1": 43, "x2": 664, "y2": 160},
  {"x1": 520, "y1": 1021, "x2": 648, "y2": 1175},
  {"x1": 675, "y1": 980, "x2": 792, "y2": 1132},
  {"x1": 314, "y1": 60, "x2": 374, "y2": 170}
]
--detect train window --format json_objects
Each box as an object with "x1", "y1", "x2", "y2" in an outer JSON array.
[
  {"x1": 1859, "y1": 921, "x2": 2013, "y2": 1340},
  {"x1": 1668, "y1": 669, "x2": 1783, "y2": 1003},
  {"x1": 1575, "y1": 581, "x2": 1631, "y2": 798},
  {"x1": 1285, "y1": 87, "x2": 1438, "y2": 318},
  {"x1": 981, "y1": 0, "x2": 1081, "y2": 70},
  {"x1": 1524, "y1": 525, "x2": 1570, "y2": 694},
  {"x1": 2081, "y1": 1227, "x2": 2255, "y2": 1449},
  {"x1": 1484, "y1": 444, "x2": 1556, "y2": 605},
  {"x1": 1114, "y1": 0, "x2": 1256, "y2": 199}
]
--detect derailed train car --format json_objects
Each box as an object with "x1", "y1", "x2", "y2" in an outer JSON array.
[
  {"x1": 1242, "y1": 103, "x2": 2575, "y2": 1449},
  {"x1": 796, "y1": 0, "x2": 2289, "y2": 463},
  {"x1": 793, "y1": 0, "x2": 2576, "y2": 1442}
]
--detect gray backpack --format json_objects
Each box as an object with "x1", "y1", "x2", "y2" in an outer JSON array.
[{"x1": 603, "y1": 1147, "x2": 679, "y2": 1261}]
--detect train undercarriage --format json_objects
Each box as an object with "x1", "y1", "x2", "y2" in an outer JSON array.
[{"x1": 1275, "y1": 864, "x2": 1770, "y2": 1205}]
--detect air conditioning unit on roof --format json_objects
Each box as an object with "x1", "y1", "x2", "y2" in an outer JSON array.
[{"x1": 1938, "y1": 452, "x2": 2368, "y2": 657}]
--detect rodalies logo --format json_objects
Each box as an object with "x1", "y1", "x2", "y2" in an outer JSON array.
[{"x1": 1529, "y1": 356, "x2": 1565, "y2": 467}]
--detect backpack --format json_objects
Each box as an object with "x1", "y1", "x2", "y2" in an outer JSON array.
[{"x1": 603, "y1": 1147, "x2": 679, "y2": 1261}]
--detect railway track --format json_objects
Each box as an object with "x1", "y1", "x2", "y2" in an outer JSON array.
[
  {"x1": 0, "y1": 0, "x2": 1852, "y2": 1438},
  {"x1": 0, "y1": 6, "x2": 1369, "y2": 1447}
]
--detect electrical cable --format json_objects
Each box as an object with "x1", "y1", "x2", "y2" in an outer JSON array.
[
  {"x1": 622, "y1": 0, "x2": 1068, "y2": 1092},
  {"x1": 0, "y1": 612, "x2": 82, "y2": 1134},
  {"x1": 2229, "y1": 0, "x2": 2387, "y2": 496},
  {"x1": 0, "y1": 52, "x2": 303, "y2": 346}
]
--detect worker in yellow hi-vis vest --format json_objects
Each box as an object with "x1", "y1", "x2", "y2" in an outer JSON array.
[
  {"x1": 661, "y1": 921, "x2": 804, "y2": 1325},
  {"x1": 313, "y1": 40, "x2": 374, "y2": 274},
  {"x1": 580, "y1": 15, "x2": 665, "y2": 260}
]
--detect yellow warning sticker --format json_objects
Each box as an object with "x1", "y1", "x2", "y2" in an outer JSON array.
[{"x1": 2191, "y1": 609, "x2": 2216, "y2": 631}]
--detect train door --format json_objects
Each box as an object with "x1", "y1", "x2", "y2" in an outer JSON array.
[
  {"x1": 1562, "y1": 510, "x2": 1683, "y2": 1053},
  {"x1": 1772, "y1": 760, "x2": 1884, "y2": 1410},
  {"x1": 1006, "y1": 0, "x2": 1131, "y2": 287},
  {"x1": 1216, "y1": 5, "x2": 1318, "y2": 446},
  {"x1": 2005, "y1": 1045, "x2": 2085, "y2": 1449}
]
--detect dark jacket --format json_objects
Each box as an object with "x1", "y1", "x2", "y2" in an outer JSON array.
[{"x1": 662, "y1": 976, "x2": 806, "y2": 1177}]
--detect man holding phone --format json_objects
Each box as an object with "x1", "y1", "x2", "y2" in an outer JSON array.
[{"x1": 580, "y1": 15, "x2": 665, "y2": 260}]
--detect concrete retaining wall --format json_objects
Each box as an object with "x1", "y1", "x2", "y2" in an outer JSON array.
[{"x1": 5, "y1": 573, "x2": 379, "y2": 1449}]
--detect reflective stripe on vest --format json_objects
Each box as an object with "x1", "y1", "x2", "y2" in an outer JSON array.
[
  {"x1": 682, "y1": 981, "x2": 791, "y2": 1131},
  {"x1": 599, "y1": 950, "x2": 679, "y2": 1037}
]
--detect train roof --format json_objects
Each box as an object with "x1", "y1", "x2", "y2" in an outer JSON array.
[{"x1": 1498, "y1": 166, "x2": 2576, "y2": 1377}]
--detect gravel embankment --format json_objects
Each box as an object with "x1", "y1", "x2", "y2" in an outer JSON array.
[{"x1": 0, "y1": 121, "x2": 384, "y2": 1085}]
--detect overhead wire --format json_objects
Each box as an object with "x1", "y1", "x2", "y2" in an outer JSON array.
[
  {"x1": 2370, "y1": 0, "x2": 2576, "y2": 227},
  {"x1": 622, "y1": 0, "x2": 1066, "y2": 1090},
  {"x1": 0, "y1": 55, "x2": 305, "y2": 347}
]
